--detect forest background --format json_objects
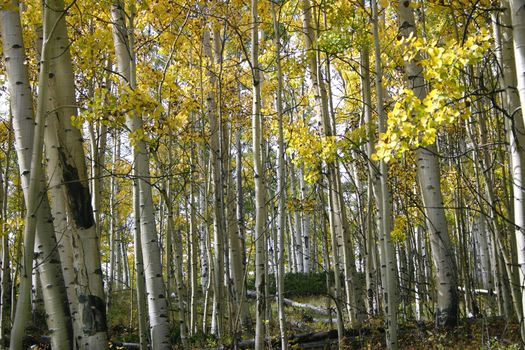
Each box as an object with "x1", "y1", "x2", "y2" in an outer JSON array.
[{"x1": 0, "y1": 0, "x2": 525, "y2": 349}]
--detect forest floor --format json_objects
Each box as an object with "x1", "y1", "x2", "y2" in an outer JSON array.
[
  {"x1": 181, "y1": 295, "x2": 523, "y2": 349},
  {"x1": 26, "y1": 288, "x2": 520, "y2": 349},
  {"x1": 362, "y1": 318, "x2": 522, "y2": 349},
  {"x1": 260, "y1": 297, "x2": 524, "y2": 349},
  {"x1": 28, "y1": 294, "x2": 523, "y2": 349}
]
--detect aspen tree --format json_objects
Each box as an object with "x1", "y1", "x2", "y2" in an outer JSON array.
[
  {"x1": 494, "y1": 0, "x2": 525, "y2": 337},
  {"x1": 200, "y1": 22, "x2": 226, "y2": 338},
  {"x1": 0, "y1": 4, "x2": 73, "y2": 349},
  {"x1": 397, "y1": 0, "x2": 458, "y2": 328},
  {"x1": 111, "y1": 2, "x2": 170, "y2": 348},
  {"x1": 7, "y1": 3, "x2": 78, "y2": 348},
  {"x1": 368, "y1": 0, "x2": 399, "y2": 345},
  {"x1": 271, "y1": 2, "x2": 287, "y2": 348},
  {"x1": 251, "y1": 0, "x2": 266, "y2": 347}
]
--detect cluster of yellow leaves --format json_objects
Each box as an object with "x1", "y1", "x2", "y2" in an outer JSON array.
[
  {"x1": 287, "y1": 197, "x2": 316, "y2": 213},
  {"x1": 391, "y1": 215, "x2": 407, "y2": 243},
  {"x1": 428, "y1": 0, "x2": 494, "y2": 8},
  {"x1": 282, "y1": 118, "x2": 338, "y2": 184},
  {"x1": 0, "y1": 0, "x2": 17, "y2": 11},
  {"x1": 374, "y1": 29, "x2": 492, "y2": 161}
]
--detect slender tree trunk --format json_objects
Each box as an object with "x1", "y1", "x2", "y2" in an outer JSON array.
[
  {"x1": 111, "y1": 3, "x2": 170, "y2": 348},
  {"x1": 236, "y1": 125, "x2": 247, "y2": 296},
  {"x1": 251, "y1": 1, "x2": 266, "y2": 347},
  {"x1": 153, "y1": 165, "x2": 189, "y2": 350},
  {"x1": 225, "y1": 126, "x2": 248, "y2": 334},
  {"x1": 189, "y1": 119, "x2": 199, "y2": 336},
  {"x1": 108, "y1": 132, "x2": 120, "y2": 299},
  {"x1": 290, "y1": 162, "x2": 304, "y2": 273},
  {"x1": 271, "y1": 2, "x2": 287, "y2": 348},
  {"x1": 0, "y1": 169, "x2": 8, "y2": 349},
  {"x1": 8, "y1": 6, "x2": 55, "y2": 348},
  {"x1": 299, "y1": 167, "x2": 311, "y2": 273},
  {"x1": 201, "y1": 25, "x2": 226, "y2": 340},
  {"x1": 0, "y1": 169, "x2": 8, "y2": 350},
  {"x1": 397, "y1": 0, "x2": 458, "y2": 328},
  {"x1": 368, "y1": 2, "x2": 399, "y2": 343},
  {"x1": 495, "y1": 1, "x2": 525, "y2": 335},
  {"x1": 133, "y1": 173, "x2": 150, "y2": 350}
]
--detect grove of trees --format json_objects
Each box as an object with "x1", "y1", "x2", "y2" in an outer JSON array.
[{"x1": 0, "y1": 0, "x2": 524, "y2": 349}]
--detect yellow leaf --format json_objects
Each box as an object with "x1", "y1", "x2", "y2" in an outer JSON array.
[{"x1": 380, "y1": 0, "x2": 389, "y2": 8}]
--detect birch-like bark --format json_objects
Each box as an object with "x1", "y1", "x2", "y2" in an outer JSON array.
[
  {"x1": 8, "y1": 5, "x2": 57, "y2": 348},
  {"x1": 0, "y1": 170, "x2": 8, "y2": 350},
  {"x1": 494, "y1": 0, "x2": 525, "y2": 334},
  {"x1": 290, "y1": 162, "x2": 304, "y2": 273},
  {"x1": 271, "y1": 2, "x2": 287, "y2": 348},
  {"x1": 133, "y1": 173, "x2": 149, "y2": 350},
  {"x1": 0, "y1": 169, "x2": 7, "y2": 350},
  {"x1": 41, "y1": 1, "x2": 108, "y2": 347},
  {"x1": 225, "y1": 128, "x2": 249, "y2": 332},
  {"x1": 236, "y1": 126, "x2": 246, "y2": 287},
  {"x1": 397, "y1": 0, "x2": 458, "y2": 328},
  {"x1": 510, "y1": 1, "x2": 525, "y2": 128},
  {"x1": 251, "y1": 1, "x2": 266, "y2": 347},
  {"x1": 368, "y1": 1, "x2": 399, "y2": 343},
  {"x1": 111, "y1": 2, "x2": 170, "y2": 348},
  {"x1": 202, "y1": 25, "x2": 226, "y2": 339},
  {"x1": 108, "y1": 132, "x2": 120, "y2": 297},
  {"x1": 154, "y1": 168, "x2": 189, "y2": 349},
  {"x1": 299, "y1": 166, "x2": 311, "y2": 273},
  {"x1": 1, "y1": 4, "x2": 73, "y2": 349},
  {"x1": 189, "y1": 120, "x2": 199, "y2": 335},
  {"x1": 302, "y1": 0, "x2": 364, "y2": 327}
]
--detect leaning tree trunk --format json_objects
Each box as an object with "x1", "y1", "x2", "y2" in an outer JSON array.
[
  {"x1": 111, "y1": 2, "x2": 170, "y2": 348},
  {"x1": 1, "y1": 3, "x2": 73, "y2": 349},
  {"x1": 42, "y1": 1, "x2": 108, "y2": 347},
  {"x1": 7, "y1": 3, "x2": 78, "y2": 348},
  {"x1": 397, "y1": 0, "x2": 458, "y2": 328}
]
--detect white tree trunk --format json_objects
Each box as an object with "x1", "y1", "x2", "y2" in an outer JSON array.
[
  {"x1": 271, "y1": 2, "x2": 288, "y2": 348},
  {"x1": 251, "y1": 1, "x2": 266, "y2": 348},
  {"x1": 41, "y1": 1, "x2": 108, "y2": 347},
  {"x1": 368, "y1": 1, "x2": 399, "y2": 344},
  {"x1": 495, "y1": 0, "x2": 525, "y2": 336},
  {"x1": 189, "y1": 117, "x2": 199, "y2": 335},
  {"x1": 290, "y1": 162, "x2": 304, "y2": 273},
  {"x1": 1, "y1": 5, "x2": 74, "y2": 349},
  {"x1": 202, "y1": 26, "x2": 226, "y2": 339},
  {"x1": 397, "y1": 0, "x2": 458, "y2": 328},
  {"x1": 132, "y1": 172, "x2": 149, "y2": 350},
  {"x1": 299, "y1": 166, "x2": 311, "y2": 273},
  {"x1": 7, "y1": 5, "x2": 59, "y2": 348},
  {"x1": 510, "y1": 1, "x2": 525, "y2": 128},
  {"x1": 111, "y1": 2, "x2": 170, "y2": 348}
]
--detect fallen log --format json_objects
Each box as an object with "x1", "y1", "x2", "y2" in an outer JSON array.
[
  {"x1": 110, "y1": 340, "x2": 143, "y2": 349},
  {"x1": 289, "y1": 329, "x2": 338, "y2": 344},
  {"x1": 246, "y1": 290, "x2": 332, "y2": 316}
]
